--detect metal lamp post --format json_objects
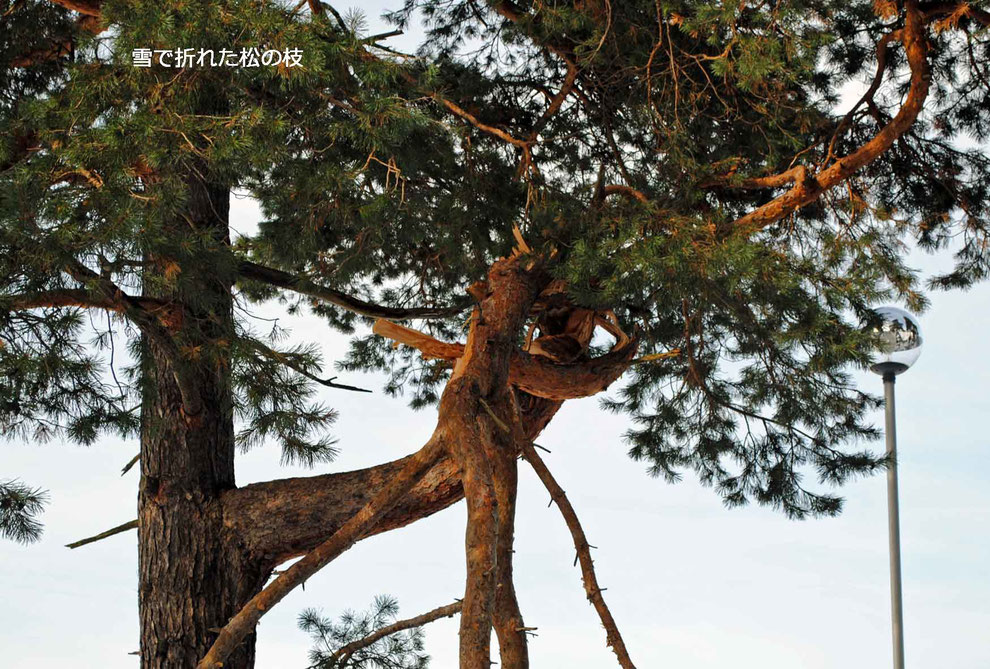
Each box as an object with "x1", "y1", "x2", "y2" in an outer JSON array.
[{"x1": 869, "y1": 306, "x2": 924, "y2": 669}]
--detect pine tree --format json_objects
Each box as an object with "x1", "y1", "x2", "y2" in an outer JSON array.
[{"x1": 3, "y1": 1, "x2": 989, "y2": 668}]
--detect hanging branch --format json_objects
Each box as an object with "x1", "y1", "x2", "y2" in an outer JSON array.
[
  {"x1": 505, "y1": 395, "x2": 637, "y2": 669},
  {"x1": 490, "y1": 447, "x2": 530, "y2": 666},
  {"x1": 237, "y1": 260, "x2": 468, "y2": 321},
  {"x1": 241, "y1": 338, "x2": 371, "y2": 393},
  {"x1": 197, "y1": 437, "x2": 447, "y2": 669}
]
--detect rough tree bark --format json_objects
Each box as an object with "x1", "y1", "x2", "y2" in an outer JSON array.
[{"x1": 138, "y1": 174, "x2": 266, "y2": 669}]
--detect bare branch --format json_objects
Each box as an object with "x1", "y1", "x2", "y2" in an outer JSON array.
[
  {"x1": 120, "y1": 453, "x2": 139, "y2": 476},
  {"x1": 241, "y1": 338, "x2": 371, "y2": 393},
  {"x1": 491, "y1": 449, "x2": 530, "y2": 666},
  {"x1": 512, "y1": 393, "x2": 636, "y2": 669},
  {"x1": 65, "y1": 519, "x2": 137, "y2": 549}
]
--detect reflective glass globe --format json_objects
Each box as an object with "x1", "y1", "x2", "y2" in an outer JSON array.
[{"x1": 868, "y1": 306, "x2": 923, "y2": 376}]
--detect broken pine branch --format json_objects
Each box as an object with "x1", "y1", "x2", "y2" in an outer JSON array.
[{"x1": 66, "y1": 519, "x2": 138, "y2": 549}]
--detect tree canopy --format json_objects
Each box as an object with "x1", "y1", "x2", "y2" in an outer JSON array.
[{"x1": 2, "y1": 0, "x2": 989, "y2": 666}]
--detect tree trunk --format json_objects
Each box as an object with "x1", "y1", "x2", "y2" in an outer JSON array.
[
  {"x1": 138, "y1": 179, "x2": 265, "y2": 668},
  {"x1": 491, "y1": 454, "x2": 529, "y2": 668},
  {"x1": 439, "y1": 260, "x2": 546, "y2": 667}
]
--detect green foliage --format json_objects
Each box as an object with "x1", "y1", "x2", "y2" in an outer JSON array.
[
  {"x1": 377, "y1": 0, "x2": 990, "y2": 517},
  {"x1": 232, "y1": 332, "x2": 340, "y2": 466},
  {"x1": 2, "y1": 0, "x2": 989, "y2": 535},
  {"x1": 299, "y1": 595, "x2": 430, "y2": 669},
  {"x1": 0, "y1": 479, "x2": 48, "y2": 544}
]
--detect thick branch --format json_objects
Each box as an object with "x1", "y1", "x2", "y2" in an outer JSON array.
[
  {"x1": 48, "y1": 0, "x2": 101, "y2": 16},
  {"x1": 491, "y1": 452, "x2": 530, "y2": 668},
  {"x1": 222, "y1": 452, "x2": 463, "y2": 565},
  {"x1": 825, "y1": 30, "x2": 903, "y2": 163},
  {"x1": 603, "y1": 184, "x2": 649, "y2": 203},
  {"x1": 222, "y1": 394, "x2": 563, "y2": 566},
  {"x1": 237, "y1": 260, "x2": 467, "y2": 321},
  {"x1": 438, "y1": 256, "x2": 546, "y2": 667},
  {"x1": 198, "y1": 437, "x2": 446, "y2": 669},
  {"x1": 3, "y1": 288, "x2": 173, "y2": 316},
  {"x1": 330, "y1": 601, "x2": 462, "y2": 666},
  {"x1": 728, "y1": 0, "x2": 931, "y2": 234}
]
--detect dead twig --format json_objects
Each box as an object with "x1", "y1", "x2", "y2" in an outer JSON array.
[{"x1": 66, "y1": 519, "x2": 137, "y2": 549}]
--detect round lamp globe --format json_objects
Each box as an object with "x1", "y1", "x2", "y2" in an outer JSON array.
[{"x1": 869, "y1": 306, "x2": 923, "y2": 376}]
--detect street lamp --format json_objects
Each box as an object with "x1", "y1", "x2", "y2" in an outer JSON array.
[{"x1": 869, "y1": 306, "x2": 923, "y2": 669}]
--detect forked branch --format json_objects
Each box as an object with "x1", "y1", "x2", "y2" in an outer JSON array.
[{"x1": 727, "y1": 0, "x2": 931, "y2": 234}]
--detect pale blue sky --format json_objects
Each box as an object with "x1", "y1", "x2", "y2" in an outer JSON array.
[{"x1": 2, "y1": 4, "x2": 989, "y2": 668}]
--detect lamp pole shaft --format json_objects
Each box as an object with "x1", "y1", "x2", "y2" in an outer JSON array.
[{"x1": 883, "y1": 372, "x2": 905, "y2": 669}]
